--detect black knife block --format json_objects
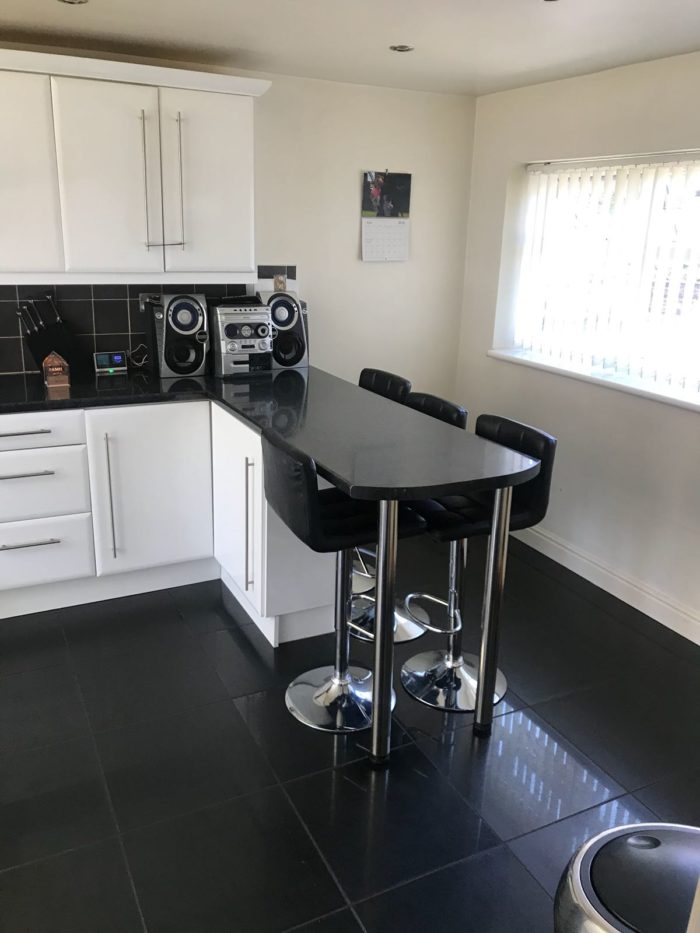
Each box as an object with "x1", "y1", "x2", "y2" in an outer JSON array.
[{"x1": 23, "y1": 323, "x2": 92, "y2": 380}]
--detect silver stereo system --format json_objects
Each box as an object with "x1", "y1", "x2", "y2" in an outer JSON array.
[
  {"x1": 211, "y1": 300, "x2": 273, "y2": 376},
  {"x1": 153, "y1": 293, "x2": 209, "y2": 378},
  {"x1": 258, "y1": 290, "x2": 310, "y2": 370}
]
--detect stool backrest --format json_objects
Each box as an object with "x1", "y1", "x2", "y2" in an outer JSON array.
[
  {"x1": 359, "y1": 368, "x2": 412, "y2": 403},
  {"x1": 475, "y1": 414, "x2": 557, "y2": 527},
  {"x1": 405, "y1": 392, "x2": 468, "y2": 430},
  {"x1": 261, "y1": 428, "x2": 320, "y2": 549}
]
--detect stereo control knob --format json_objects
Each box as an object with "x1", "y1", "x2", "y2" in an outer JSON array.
[
  {"x1": 241, "y1": 325, "x2": 253, "y2": 337},
  {"x1": 258, "y1": 339, "x2": 269, "y2": 351},
  {"x1": 227, "y1": 342, "x2": 239, "y2": 352},
  {"x1": 257, "y1": 324, "x2": 269, "y2": 337}
]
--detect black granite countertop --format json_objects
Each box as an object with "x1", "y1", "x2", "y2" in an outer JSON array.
[{"x1": 0, "y1": 367, "x2": 540, "y2": 499}]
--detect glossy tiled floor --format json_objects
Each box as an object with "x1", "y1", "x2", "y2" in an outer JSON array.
[{"x1": 0, "y1": 538, "x2": 698, "y2": 932}]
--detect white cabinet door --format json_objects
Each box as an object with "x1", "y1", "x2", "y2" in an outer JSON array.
[
  {"x1": 212, "y1": 403, "x2": 263, "y2": 612},
  {"x1": 0, "y1": 73, "x2": 63, "y2": 272},
  {"x1": 212, "y1": 403, "x2": 335, "y2": 619},
  {"x1": 0, "y1": 513, "x2": 95, "y2": 591},
  {"x1": 51, "y1": 77, "x2": 164, "y2": 273},
  {"x1": 159, "y1": 88, "x2": 254, "y2": 273},
  {"x1": 86, "y1": 402, "x2": 213, "y2": 575}
]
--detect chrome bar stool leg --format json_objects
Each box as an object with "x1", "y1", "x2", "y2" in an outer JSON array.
[
  {"x1": 352, "y1": 547, "x2": 377, "y2": 595},
  {"x1": 286, "y1": 548, "x2": 375, "y2": 732},
  {"x1": 400, "y1": 538, "x2": 507, "y2": 713}
]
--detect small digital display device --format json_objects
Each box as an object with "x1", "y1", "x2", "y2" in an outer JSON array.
[{"x1": 94, "y1": 351, "x2": 128, "y2": 375}]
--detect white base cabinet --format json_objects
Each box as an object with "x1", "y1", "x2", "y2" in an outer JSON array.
[
  {"x1": 85, "y1": 402, "x2": 213, "y2": 576},
  {"x1": 212, "y1": 403, "x2": 335, "y2": 620},
  {"x1": 0, "y1": 513, "x2": 95, "y2": 590}
]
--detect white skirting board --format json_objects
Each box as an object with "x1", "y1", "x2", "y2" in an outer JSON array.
[
  {"x1": 515, "y1": 526, "x2": 700, "y2": 648},
  {"x1": 220, "y1": 569, "x2": 334, "y2": 648},
  {"x1": 0, "y1": 558, "x2": 220, "y2": 619}
]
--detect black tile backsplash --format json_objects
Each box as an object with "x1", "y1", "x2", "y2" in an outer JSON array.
[{"x1": 0, "y1": 273, "x2": 295, "y2": 375}]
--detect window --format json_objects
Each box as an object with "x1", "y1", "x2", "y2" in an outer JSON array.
[{"x1": 506, "y1": 156, "x2": 700, "y2": 407}]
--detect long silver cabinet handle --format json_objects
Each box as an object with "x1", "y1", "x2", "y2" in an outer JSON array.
[
  {"x1": 244, "y1": 457, "x2": 254, "y2": 590},
  {"x1": 0, "y1": 429, "x2": 52, "y2": 438},
  {"x1": 1, "y1": 538, "x2": 60, "y2": 552},
  {"x1": 176, "y1": 111, "x2": 185, "y2": 250},
  {"x1": 139, "y1": 109, "x2": 151, "y2": 250},
  {"x1": 0, "y1": 470, "x2": 55, "y2": 481},
  {"x1": 104, "y1": 433, "x2": 118, "y2": 559}
]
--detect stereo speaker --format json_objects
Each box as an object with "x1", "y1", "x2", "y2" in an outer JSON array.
[{"x1": 258, "y1": 291, "x2": 309, "y2": 369}]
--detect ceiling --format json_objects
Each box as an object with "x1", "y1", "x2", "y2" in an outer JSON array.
[{"x1": 3, "y1": 0, "x2": 700, "y2": 95}]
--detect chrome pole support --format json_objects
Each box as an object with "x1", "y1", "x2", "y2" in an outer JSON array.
[
  {"x1": 370, "y1": 500, "x2": 399, "y2": 764},
  {"x1": 474, "y1": 486, "x2": 513, "y2": 736}
]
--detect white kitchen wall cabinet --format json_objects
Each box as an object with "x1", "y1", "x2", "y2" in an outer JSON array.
[
  {"x1": 211, "y1": 403, "x2": 334, "y2": 618},
  {"x1": 86, "y1": 402, "x2": 213, "y2": 575},
  {"x1": 51, "y1": 77, "x2": 165, "y2": 274},
  {"x1": 0, "y1": 72, "x2": 64, "y2": 273},
  {"x1": 159, "y1": 88, "x2": 254, "y2": 273}
]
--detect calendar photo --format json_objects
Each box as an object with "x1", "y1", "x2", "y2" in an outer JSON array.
[{"x1": 361, "y1": 171, "x2": 412, "y2": 218}]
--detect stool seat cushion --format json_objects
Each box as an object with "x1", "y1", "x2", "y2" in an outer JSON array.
[{"x1": 319, "y1": 488, "x2": 425, "y2": 552}]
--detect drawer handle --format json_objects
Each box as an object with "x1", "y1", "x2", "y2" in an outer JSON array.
[
  {"x1": 245, "y1": 457, "x2": 254, "y2": 590},
  {"x1": 104, "y1": 433, "x2": 117, "y2": 559},
  {"x1": 0, "y1": 470, "x2": 55, "y2": 481},
  {"x1": 0, "y1": 429, "x2": 52, "y2": 438},
  {"x1": 0, "y1": 538, "x2": 60, "y2": 552}
]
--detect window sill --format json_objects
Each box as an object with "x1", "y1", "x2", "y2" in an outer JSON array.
[{"x1": 487, "y1": 349, "x2": 700, "y2": 415}]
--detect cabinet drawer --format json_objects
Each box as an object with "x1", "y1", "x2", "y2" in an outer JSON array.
[
  {"x1": 0, "y1": 410, "x2": 85, "y2": 451},
  {"x1": 0, "y1": 445, "x2": 91, "y2": 523},
  {"x1": 0, "y1": 513, "x2": 95, "y2": 591}
]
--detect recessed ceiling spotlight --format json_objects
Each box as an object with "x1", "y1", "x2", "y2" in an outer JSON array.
[{"x1": 390, "y1": 45, "x2": 415, "y2": 53}]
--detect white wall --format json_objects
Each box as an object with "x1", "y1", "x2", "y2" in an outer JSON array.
[
  {"x1": 457, "y1": 51, "x2": 700, "y2": 644},
  {"x1": 254, "y1": 74, "x2": 474, "y2": 396}
]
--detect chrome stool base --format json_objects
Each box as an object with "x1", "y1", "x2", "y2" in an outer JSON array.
[
  {"x1": 352, "y1": 548, "x2": 376, "y2": 596},
  {"x1": 400, "y1": 650, "x2": 507, "y2": 713},
  {"x1": 286, "y1": 665, "x2": 378, "y2": 732},
  {"x1": 350, "y1": 594, "x2": 428, "y2": 643}
]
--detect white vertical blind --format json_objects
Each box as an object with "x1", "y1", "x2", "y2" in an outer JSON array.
[{"x1": 515, "y1": 158, "x2": 700, "y2": 399}]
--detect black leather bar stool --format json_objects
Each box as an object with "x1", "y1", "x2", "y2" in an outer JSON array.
[
  {"x1": 350, "y1": 368, "x2": 431, "y2": 644},
  {"x1": 358, "y1": 367, "x2": 412, "y2": 403},
  {"x1": 350, "y1": 390, "x2": 469, "y2": 649},
  {"x1": 261, "y1": 427, "x2": 426, "y2": 733},
  {"x1": 401, "y1": 414, "x2": 557, "y2": 713},
  {"x1": 353, "y1": 368, "x2": 412, "y2": 598}
]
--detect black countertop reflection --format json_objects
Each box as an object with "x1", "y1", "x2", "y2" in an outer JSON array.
[{"x1": 0, "y1": 367, "x2": 539, "y2": 499}]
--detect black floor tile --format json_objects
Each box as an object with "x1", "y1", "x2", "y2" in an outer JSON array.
[
  {"x1": 0, "y1": 611, "x2": 69, "y2": 676},
  {"x1": 533, "y1": 667, "x2": 700, "y2": 790},
  {"x1": 416, "y1": 708, "x2": 623, "y2": 840},
  {"x1": 393, "y1": 675, "x2": 526, "y2": 742},
  {"x1": 0, "y1": 737, "x2": 115, "y2": 869},
  {"x1": 124, "y1": 786, "x2": 344, "y2": 933},
  {"x1": 198, "y1": 624, "x2": 336, "y2": 698},
  {"x1": 510, "y1": 539, "x2": 700, "y2": 667},
  {"x1": 169, "y1": 579, "x2": 241, "y2": 635},
  {"x1": 96, "y1": 699, "x2": 276, "y2": 830},
  {"x1": 285, "y1": 744, "x2": 499, "y2": 901},
  {"x1": 286, "y1": 909, "x2": 363, "y2": 932},
  {"x1": 356, "y1": 845, "x2": 554, "y2": 933},
  {"x1": 0, "y1": 839, "x2": 143, "y2": 933},
  {"x1": 75, "y1": 643, "x2": 229, "y2": 732},
  {"x1": 234, "y1": 685, "x2": 411, "y2": 782},
  {"x1": 508, "y1": 793, "x2": 656, "y2": 896},
  {"x1": 0, "y1": 665, "x2": 89, "y2": 754},
  {"x1": 62, "y1": 590, "x2": 189, "y2": 667},
  {"x1": 634, "y1": 768, "x2": 700, "y2": 825}
]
